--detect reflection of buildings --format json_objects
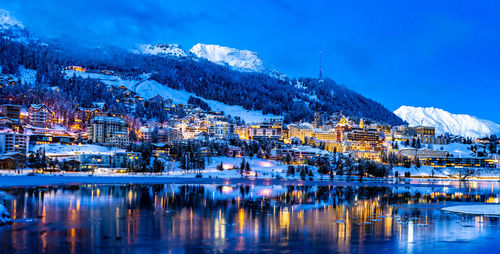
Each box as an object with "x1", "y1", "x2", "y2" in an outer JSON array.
[{"x1": 4, "y1": 184, "x2": 500, "y2": 253}]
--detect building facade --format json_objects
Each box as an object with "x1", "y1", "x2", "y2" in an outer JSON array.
[
  {"x1": 28, "y1": 104, "x2": 53, "y2": 127},
  {"x1": 0, "y1": 132, "x2": 29, "y2": 154},
  {"x1": 0, "y1": 104, "x2": 21, "y2": 120},
  {"x1": 88, "y1": 116, "x2": 129, "y2": 148}
]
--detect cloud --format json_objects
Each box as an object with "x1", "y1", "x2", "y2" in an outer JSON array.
[{"x1": 0, "y1": 0, "x2": 218, "y2": 46}]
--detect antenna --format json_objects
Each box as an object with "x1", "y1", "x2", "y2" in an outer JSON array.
[{"x1": 319, "y1": 50, "x2": 323, "y2": 80}]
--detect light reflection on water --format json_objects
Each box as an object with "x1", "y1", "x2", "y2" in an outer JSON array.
[{"x1": 0, "y1": 182, "x2": 499, "y2": 254}]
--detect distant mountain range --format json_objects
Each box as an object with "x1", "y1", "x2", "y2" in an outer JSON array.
[
  {"x1": 395, "y1": 106, "x2": 500, "y2": 138},
  {"x1": 134, "y1": 43, "x2": 283, "y2": 78}
]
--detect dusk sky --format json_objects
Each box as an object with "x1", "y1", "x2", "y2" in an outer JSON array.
[{"x1": 2, "y1": 0, "x2": 499, "y2": 122}]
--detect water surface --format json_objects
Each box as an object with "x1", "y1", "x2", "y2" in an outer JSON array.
[{"x1": 1, "y1": 181, "x2": 500, "y2": 253}]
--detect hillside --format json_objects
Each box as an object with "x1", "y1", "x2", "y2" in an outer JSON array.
[{"x1": 0, "y1": 9, "x2": 404, "y2": 125}]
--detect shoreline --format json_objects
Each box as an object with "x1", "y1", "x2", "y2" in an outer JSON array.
[{"x1": 0, "y1": 174, "x2": 470, "y2": 188}]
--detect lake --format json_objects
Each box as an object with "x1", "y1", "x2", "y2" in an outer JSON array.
[{"x1": 1, "y1": 180, "x2": 500, "y2": 253}]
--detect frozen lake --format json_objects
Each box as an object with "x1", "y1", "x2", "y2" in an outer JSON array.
[{"x1": 1, "y1": 181, "x2": 500, "y2": 253}]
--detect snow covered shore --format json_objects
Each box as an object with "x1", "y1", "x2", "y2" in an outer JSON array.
[
  {"x1": 0, "y1": 204, "x2": 12, "y2": 226},
  {"x1": 442, "y1": 205, "x2": 500, "y2": 216},
  {"x1": 0, "y1": 175, "x2": 452, "y2": 188}
]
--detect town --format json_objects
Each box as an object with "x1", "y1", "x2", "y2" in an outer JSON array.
[{"x1": 1, "y1": 69, "x2": 498, "y2": 180}]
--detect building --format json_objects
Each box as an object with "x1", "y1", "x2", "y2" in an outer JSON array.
[
  {"x1": 312, "y1": 131, "x2": 339, "y2": 142},
  {"x1": 346, "y1": 128, "x2": 380, "y2": 143},
  {"x1": 78, "y1": 154, "x2": 112, "y2": 171},
  {"x1": 0, "y1": 152, "x2": 25, "y2": 169},
  {"x1": 75, "y1": 102, "x2": 106, "y2": 128},
  {"x1": 421, "y1": 157, "x2": 496, "y2": 169},
  {"x1": 237, "y1": 119, "x2": 283, "y2": 140},
  {"x1": 399, "y1": 148, "x2": 449, "y2": 158},
  {"x1": 0, "y1": 132, "x2": 29, "y2": 154},
  {"x1": 288, "y1": 124, "x2": 314, "y2": 142},
  {"x1": 332, "y1": 116, "x2": 352, "y2": 142},
  {"x1": 227, "y1": 145, "x2": 244, "y2": 157},
  {"x1": 158, "y1": 127, "x2": 183, "y2": 142},
  {"x1": 139, "y1": 127, "x2": 155, "y2": 143},
  {"x1": 112, "y1": 152, "x2": 141, "y2": 168},
  {"x1": 28, "y1": 104, "x2": 54, "y2": 127},
  {"x1": 416, "y1": 126, "x2": 436, "y2": 136},
  {"x1": 208, "y1": 121, "x2": 235, "y2": 139},
  {"x1": 88, "y1": 116, "x2": 129, "y2": 148},
  {"x1": 0, "y1": 104, "x2": 21, "y2": 120}
]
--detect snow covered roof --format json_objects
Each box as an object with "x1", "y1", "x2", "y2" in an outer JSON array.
[
  {"x1": 29, "y1": 104, "x2": 52, "y2": 113},
  {"x1": 90, "y1": 116, "x2": 127, "y2": 124}
]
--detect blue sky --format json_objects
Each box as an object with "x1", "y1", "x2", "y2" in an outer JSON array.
[{"x1": 2, "y1": 0, "x2": 500, "y2": 122}]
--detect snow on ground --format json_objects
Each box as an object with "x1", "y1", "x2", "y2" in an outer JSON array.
[
  {"x1": 64, "y1": 70, "x2": 137, "y2": 90},
  {"x1": 63, "y1": 70, "x2": 281, "y2": 123},
  {"x1": 190, "y1": 43, "x2": 265, "y2": 73},
  {"x1": 393, "y1": 166, "x2": 449, "y2": 177},
  {"x1": 18, "y1": 65, "x2": 36, "y2": 84},
  {"x1": 30, "y1": 144, "x2": 124, "y2": 156},
  {"x1": 0, "y1": 204, "x2": 13, "y2": 225},
  {"x1": 440, "y1": 143, "x2": 474, "y2": 158},
  {"x1": 442, "y1": 205, "x2": 500, "y2": 216},
  {"x1": 393, "y1": 165, "x2": 500, "y2": 178},
  {"x1": 161, "y1": 156, "x2": 318, "y2": 180}
]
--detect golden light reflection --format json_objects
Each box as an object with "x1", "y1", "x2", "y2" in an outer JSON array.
[{"x1": 238, "y1": 208, "x2": 245, "y2": 234}]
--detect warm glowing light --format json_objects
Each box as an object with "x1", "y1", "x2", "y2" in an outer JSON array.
[
  {"x1": 259, "y1": 161, "x2": 274, "y2": 167},
  {"x1": 260, "y1": 188, "x2": 272, "y2": 197},
  {"x1": 222, "y1": 164, "x2": 233, "y2": 170},
  {"x1": 221, "y1": 186, "x2": 233, "y2": 194}
]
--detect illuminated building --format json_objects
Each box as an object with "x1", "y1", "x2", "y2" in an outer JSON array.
[
  {"x1": 88, "y1": 116, "x2": 129, "y2": 148},
  {"x1": 0, "y1": 104, "x2": 21, "y2": 120},
  {"x1": 421, "y1": 157, "x2": 496, "y2": 168},
  {"x1": 416, "y1": 126, "x2": 435, "y2": 136},
  {"x1": 28, "y1": 104, "x2": 54, "y2": 127},
  {"x1": 237, "y1": 119, "x2": 283, "y2": 140},
  {"x1": 0, "y1": 132, "x2": 29, "y2": 154},
  {"x1": 112, "y1": 152, "x2": 141, "y2": 168},
  {"x1": 288, "y1": 124, "x2": 314, "y2": 142},
  {"x1": 208, "y1": 121, "x2": 235, "y2": 139},
  {"x1": 66, "y1": 66, "x2": 86, "y2": 72}
]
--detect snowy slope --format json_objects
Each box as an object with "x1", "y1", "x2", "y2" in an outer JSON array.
[
  {"x1": 0, "y1": 9, "x2": 33, "y2": 43},
  {"x1": 394, "y1": 106, "x2": 500, "y2": 138},
  {"x1": 133, "y1": 44, "x2": 187, "y2": 57},
  {"x1": 0, "y1": 9, "x2": 23, "y2": 29},
  {"x1": 190, "y1": 43, "x2": 266, "y2": 72},
  {"x1": 63, "y1": 70, "x2": 281, "y2": 123}
]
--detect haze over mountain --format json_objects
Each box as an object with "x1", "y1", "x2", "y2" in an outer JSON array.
[{"x1": 395, "y1": 106, "x2": 500, "y2": 138}]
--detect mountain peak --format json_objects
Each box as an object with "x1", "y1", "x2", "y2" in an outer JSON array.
[
  {"x1": 394, "y1": 106, "x2": 500, "y2": 138},
  {"x1": 133, "y1": 43, "x2": 187, "y2": 57},
  {"x1": 189, "y1": 43, "x2": 266, "y2": 73},
  {"x1": 0, "y1": 9, "x2": 23, "y2": 29}
]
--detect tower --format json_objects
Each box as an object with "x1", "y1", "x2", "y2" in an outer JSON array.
[{"x1": 319, "y1": 50, "x2": 323, "y2": 80}]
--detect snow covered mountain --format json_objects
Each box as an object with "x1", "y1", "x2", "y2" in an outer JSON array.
[
  {"x1": 189, "y1": 43, "x2": 268, "y2": 72},
  {"x1": 0, "y1": 9, "x2": 23, "y2": 29},
  {"x1": 394, "y1": 106, "x2": 500, "y2": 138},
  {"x1": 133, "y1": 43, "x2": 187, "y2": 57},
  {"x1": 0, "y1": 9, "x2": 34, "y2": 43}
]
